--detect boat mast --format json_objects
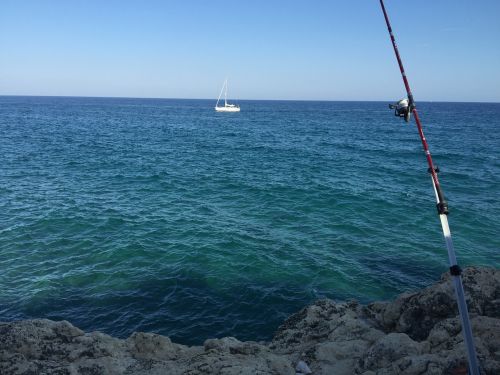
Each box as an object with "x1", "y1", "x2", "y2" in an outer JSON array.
[
  {"x1": 216, "y1": 80, "x2": 225, "y2": 108},
  {"x1": 224, "y1": 79, "x2": 228, "y2": 107}
]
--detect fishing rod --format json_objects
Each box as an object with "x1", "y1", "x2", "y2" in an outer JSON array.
[{"x1": 378, "y1": 1, "x2": 481, "y2": 374}]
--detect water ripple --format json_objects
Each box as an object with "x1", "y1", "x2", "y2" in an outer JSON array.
[{"x1": 0, "y1": 97, "x2": 499, "y2": 344}]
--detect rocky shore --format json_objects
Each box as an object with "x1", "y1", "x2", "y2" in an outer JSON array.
[{"x1": 1, "y1": 267, "x2": 498, "y2": 374}]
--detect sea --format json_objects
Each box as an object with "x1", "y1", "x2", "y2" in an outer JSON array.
[{"x1": 0, "y1": 96, "x2": 498, "y2": 345}]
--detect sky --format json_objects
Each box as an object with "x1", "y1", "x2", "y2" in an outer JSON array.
[{"x1": 1, "y1": 0, "x2": 499, "y2": 102}]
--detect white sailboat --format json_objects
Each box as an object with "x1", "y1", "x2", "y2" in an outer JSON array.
[{"x1": 215, "y1": 79, "x2": 240, "y2": 112}]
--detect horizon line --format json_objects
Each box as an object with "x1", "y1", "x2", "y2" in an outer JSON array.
[{"x1": 0, "y1": 94, "x2": 499, "y2": 105}]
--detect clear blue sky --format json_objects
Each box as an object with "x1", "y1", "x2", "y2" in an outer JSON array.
[{"x1": 1, "y1": 0, "x2": 499, "y2": 102}]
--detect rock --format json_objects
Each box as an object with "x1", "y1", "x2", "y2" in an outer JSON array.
[
  {"x1": 459, "y1": 267, "x2": 500, "y2": 317},
  {"x1": 313, "y1": 340, "x2": 369, "y2": 375},
  {"x1": 127, "y1": 331, "x2": 197, "y2": 360},
  {"x1": 295, "y1": 360, "x2": 312, "y2": 374},
  {"x1": 366, "y1": 267, "x2": 500, "y2": 342},
  {"x1": 361, "y1": 332, "x2": 427, "y2": 370},
  {"x1": 315, "y1": 339, "x2": 369, "y2": 361},
  {"x1": 204, "y1": 337, "x2": 268, "y2": 357},
  {"x1": 0, "y1": 267, "x2": 498, "y2": 374}
]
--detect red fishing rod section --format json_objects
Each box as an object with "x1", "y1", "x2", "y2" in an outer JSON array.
[{"x1": 379, "y1": 0, "x2": 447, "y2": 215}]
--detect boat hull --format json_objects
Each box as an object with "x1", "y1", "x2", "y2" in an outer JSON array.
[{"x1": 215, "y1": 106, "x2": 240, "y2": 112}]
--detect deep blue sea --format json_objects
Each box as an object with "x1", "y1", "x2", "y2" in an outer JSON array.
[{"x1": 0, "y1": 96, "x2": 499, "y2": 345}]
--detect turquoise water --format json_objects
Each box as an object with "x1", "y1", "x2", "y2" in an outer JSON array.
[{"x1": 0, "y1": 96, "x2": 499, "y2": 344}]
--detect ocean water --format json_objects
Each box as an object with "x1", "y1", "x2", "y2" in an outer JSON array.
[{"x1": 0, "y1": 96, "x2": 499, "y2": 345}]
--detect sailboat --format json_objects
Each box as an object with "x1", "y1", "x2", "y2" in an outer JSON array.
[{"x1": 215, "y1": 79, "x2": 240, "y2": 112}]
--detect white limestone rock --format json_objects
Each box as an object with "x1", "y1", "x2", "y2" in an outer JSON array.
[{"x1": 0, "y1": 267, "x2": 498, "y2": 374}]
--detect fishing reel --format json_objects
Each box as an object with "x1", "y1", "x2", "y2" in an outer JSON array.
[{"x1": 389, "y1": 98, "x2": 412, "y2": 123}]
